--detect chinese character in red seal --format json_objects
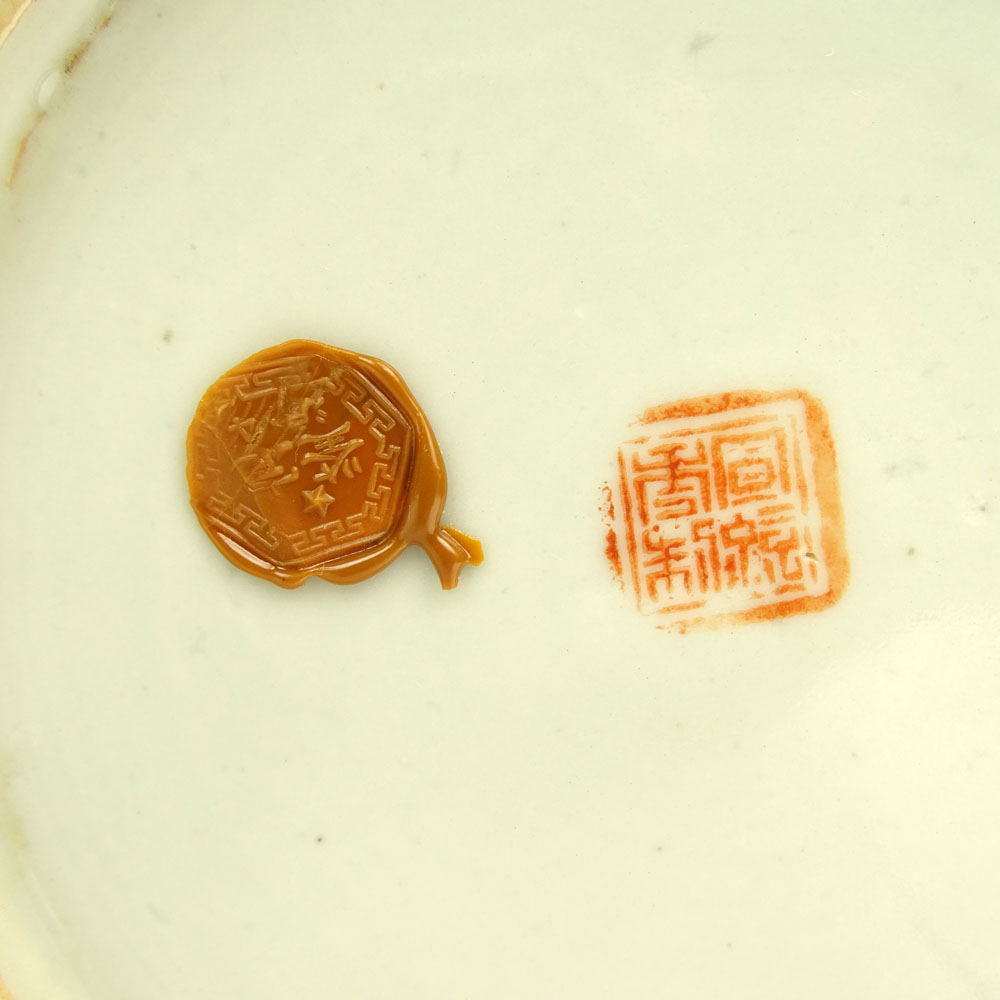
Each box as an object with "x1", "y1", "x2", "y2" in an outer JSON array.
[{"x1": 605, "y1": 390, "x2": 848, "y2": 629}]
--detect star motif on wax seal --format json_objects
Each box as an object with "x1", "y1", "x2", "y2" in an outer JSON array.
[{"x1": 301, "y1": 484, "x2": 334, "y2": 517}]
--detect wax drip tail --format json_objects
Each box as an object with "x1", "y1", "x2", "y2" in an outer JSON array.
[{"x1": 422, "y1": 526, "x2": 484, "y2": 589}]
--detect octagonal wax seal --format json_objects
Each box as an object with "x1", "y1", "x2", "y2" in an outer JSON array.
[{"x1": 186, "y1": 340, "x2": 483, "y2": 589}]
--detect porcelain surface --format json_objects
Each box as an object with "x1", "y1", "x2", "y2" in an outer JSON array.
[{"x1": 1, "y1": 2, "x2": 998, "y2": 998}]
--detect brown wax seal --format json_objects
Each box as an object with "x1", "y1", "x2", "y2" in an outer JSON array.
[{"x1": 186, "y1": 340, "x2": 483, "y2": 589}]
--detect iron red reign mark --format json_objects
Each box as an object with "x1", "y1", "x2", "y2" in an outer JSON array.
[{"x1": 604, "y1": 390, "x2": 848, "y2": 630}]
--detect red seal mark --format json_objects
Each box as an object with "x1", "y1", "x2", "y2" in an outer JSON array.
[{"x1": 604, "y1": 390, "x2": 848, "y2": 630}]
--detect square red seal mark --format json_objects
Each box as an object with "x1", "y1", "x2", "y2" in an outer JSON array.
[{"x1": 605, "y1": 390, "x2": 848, "y2": 629}]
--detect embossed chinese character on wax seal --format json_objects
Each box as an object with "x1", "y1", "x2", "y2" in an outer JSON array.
[{"x1": 186, "y1": 340, "x2": 483, "y2": 589}]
